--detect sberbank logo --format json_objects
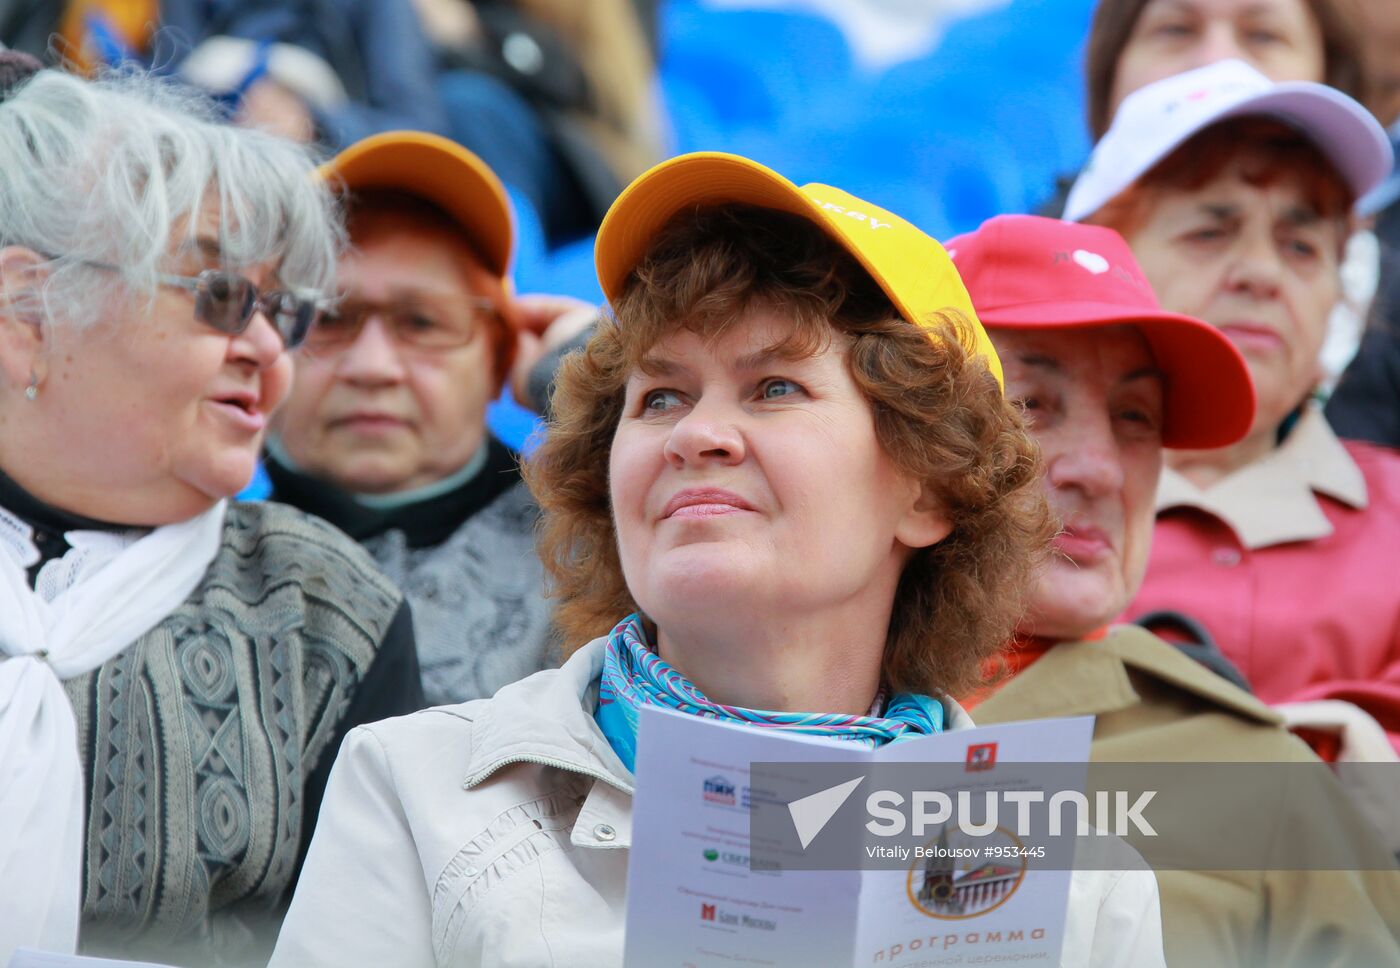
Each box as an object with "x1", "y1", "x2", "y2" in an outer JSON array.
[{"x1": 701, "y1": 847, "x2": 752, "y2": 866}]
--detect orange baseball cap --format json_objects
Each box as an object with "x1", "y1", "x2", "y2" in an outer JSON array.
[
  {"x1": 319, "y1": 130, "x2": 514, "y2": 279},
  {"x1": 594, "y1": 152, "x2": 1003, "y2": 387}
]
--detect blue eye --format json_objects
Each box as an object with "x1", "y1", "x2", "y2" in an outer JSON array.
[
  {"x1": 760, "y1": 378, "x2": 800, "y2": 400},
  {"x1": 643, "y1": 388, "x2": 684, "y2": 412}
]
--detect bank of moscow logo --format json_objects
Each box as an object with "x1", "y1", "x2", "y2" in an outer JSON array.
[{"x1": 907, "y1": 826, "x2": 1026, "y2": 920}]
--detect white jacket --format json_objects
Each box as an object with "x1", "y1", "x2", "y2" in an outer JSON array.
[{"x1": 272, "y1": 638, "x2": 1165, "y2": 967}]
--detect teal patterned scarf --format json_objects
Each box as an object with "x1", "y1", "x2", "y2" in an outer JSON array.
[{"x1": 594, "y1": 613, "x2": 944, "y2": 772}]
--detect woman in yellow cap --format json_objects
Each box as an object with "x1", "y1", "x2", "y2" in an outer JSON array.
[{"x1": 272, "y1": 153, "x2": 1164, "y2": 967}]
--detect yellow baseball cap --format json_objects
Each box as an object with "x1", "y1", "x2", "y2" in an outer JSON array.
[
  {"x1": 594, "y1": 152, "x2": 1002, "y2": 387},
  {"x1": 318, "y1": 130, "x2": 514, "y2": 279}
]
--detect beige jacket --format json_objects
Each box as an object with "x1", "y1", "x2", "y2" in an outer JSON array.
[
  {"x1": 272, "y1": 637, "x2": 1164, "y2": 967},
  {"x1": 975, "y1": 626, "x2": 1400, "y2": 968}
]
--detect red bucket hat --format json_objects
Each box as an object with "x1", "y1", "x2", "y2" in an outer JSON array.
[{"x1": 945, "y1": 215, "x2": 1255, "y2": 449}]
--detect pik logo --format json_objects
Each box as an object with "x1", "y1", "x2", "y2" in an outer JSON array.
[
  {"x1": 703, "y1": 775, "x2": 737, "y2": 806},
  {"x1": 965, "y1": 743, "x2": 997, "y2": 772}
]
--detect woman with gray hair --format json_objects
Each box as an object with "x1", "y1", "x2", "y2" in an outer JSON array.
[{"x1": 0, "y1": 57, "x2": 422, "y2": 966}]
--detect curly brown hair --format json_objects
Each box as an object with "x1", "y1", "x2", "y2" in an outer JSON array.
[{"x1": 524, "y1": 206, "x2": 1053, "y2": 699}]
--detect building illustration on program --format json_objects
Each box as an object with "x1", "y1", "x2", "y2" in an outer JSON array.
[{"x1": 915, "y1": 827, "x2": 1022, "y2": 917}]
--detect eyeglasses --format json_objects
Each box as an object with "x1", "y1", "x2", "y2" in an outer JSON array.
[
  {"x1": 71, "y1": 259, "x2": 322, "y2": 349},
  {"x1": 297, "y1": 297, "x2": 499, "y2": 356},
  {"x1": 154, "y1": 269, "x2": 322, "y2": 349}
]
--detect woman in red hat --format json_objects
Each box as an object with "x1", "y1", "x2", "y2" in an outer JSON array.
[{"x1": 949, "y1": 211, "x2": 1400, "y2": 968}]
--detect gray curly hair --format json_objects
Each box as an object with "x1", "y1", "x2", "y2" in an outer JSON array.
[{"x1": 0, "y1": 66, "x2": 341, "y2": 328}]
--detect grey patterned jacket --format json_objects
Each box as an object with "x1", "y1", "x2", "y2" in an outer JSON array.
[
  {"x1": 58, "y1": 501, "x2": 422, "y2": 965},
  {"x1": 266, "y1": 437, "x2": 558, "y2": 707},
  {"x1": 364, "y1": 480, "x2": 557, "y2": 706}
]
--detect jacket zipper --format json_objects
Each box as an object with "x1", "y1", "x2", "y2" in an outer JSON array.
[{"x1": 462, "y1": 752, "x2": 634, "y2": 795}]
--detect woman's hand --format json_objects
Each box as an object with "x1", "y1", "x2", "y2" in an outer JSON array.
[{"x1": 510, "y1": 293, "x2": 598, "y2": 411}]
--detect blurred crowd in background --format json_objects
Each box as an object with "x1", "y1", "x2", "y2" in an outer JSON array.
[
  {"x1": 16, "y1": 1, "x2": 1399, "y2": 453},
  {"x1": 0, "y1": 0, "x2": 1164, "y2": 446}
]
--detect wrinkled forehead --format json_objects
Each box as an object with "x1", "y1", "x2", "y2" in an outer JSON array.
[
  {"x1": 339, "y1": 209, "x2": 502, "y2": 295},
  {"x1": 990, "y1": 325, "x2": 1160, "y2": 386}
]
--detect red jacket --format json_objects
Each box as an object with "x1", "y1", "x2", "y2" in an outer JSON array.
[{"x1": 1126, "y1": 408, "x2": 1400, "y2": 752}]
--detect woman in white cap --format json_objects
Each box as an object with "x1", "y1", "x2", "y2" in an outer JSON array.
[
  {"x1": 271, "y1": 153, "x2": 1165, "y2": 967},
  {"x1": 0, "y1": 61, "x2": 423, "y2": 966},
  {"x1": 1068, "y1": 60, "x2": 1400, "y2": 759}
]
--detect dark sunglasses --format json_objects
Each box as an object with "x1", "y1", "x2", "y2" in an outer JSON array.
[{"x1": 154, "y1": 269, "x2": 323, "y2": 349}]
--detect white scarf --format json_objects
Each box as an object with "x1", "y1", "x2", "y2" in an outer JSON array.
[{"x1": 0, "y1": 499, "x2": 227, "y2": 963}]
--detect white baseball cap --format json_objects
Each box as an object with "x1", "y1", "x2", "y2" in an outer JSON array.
[{"x1": 1064, "y1": 59, "x2": 1394, "y2": 223}]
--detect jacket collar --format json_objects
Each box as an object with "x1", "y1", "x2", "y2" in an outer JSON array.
[
  {"x1": 1157, "y1": 406, "x2": 1367, "y2": 549},
  {"x1": 974, "y1": 625, "x2": 1281, "y2": 727},
  {"x1": 462, "y1": 636, "x2": 635, "y2": 795},
  {"x1": 265, "y1": 435, "x2": 521, "y2": 549}
]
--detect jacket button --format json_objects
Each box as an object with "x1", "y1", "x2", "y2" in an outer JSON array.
[{"x1": 593, "y1": 823, "x2": 616, "y2": 842}]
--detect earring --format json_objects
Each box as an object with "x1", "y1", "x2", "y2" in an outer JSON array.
[{"x1": 24, "y1": 371, "x2": 37, "y2": 401}]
